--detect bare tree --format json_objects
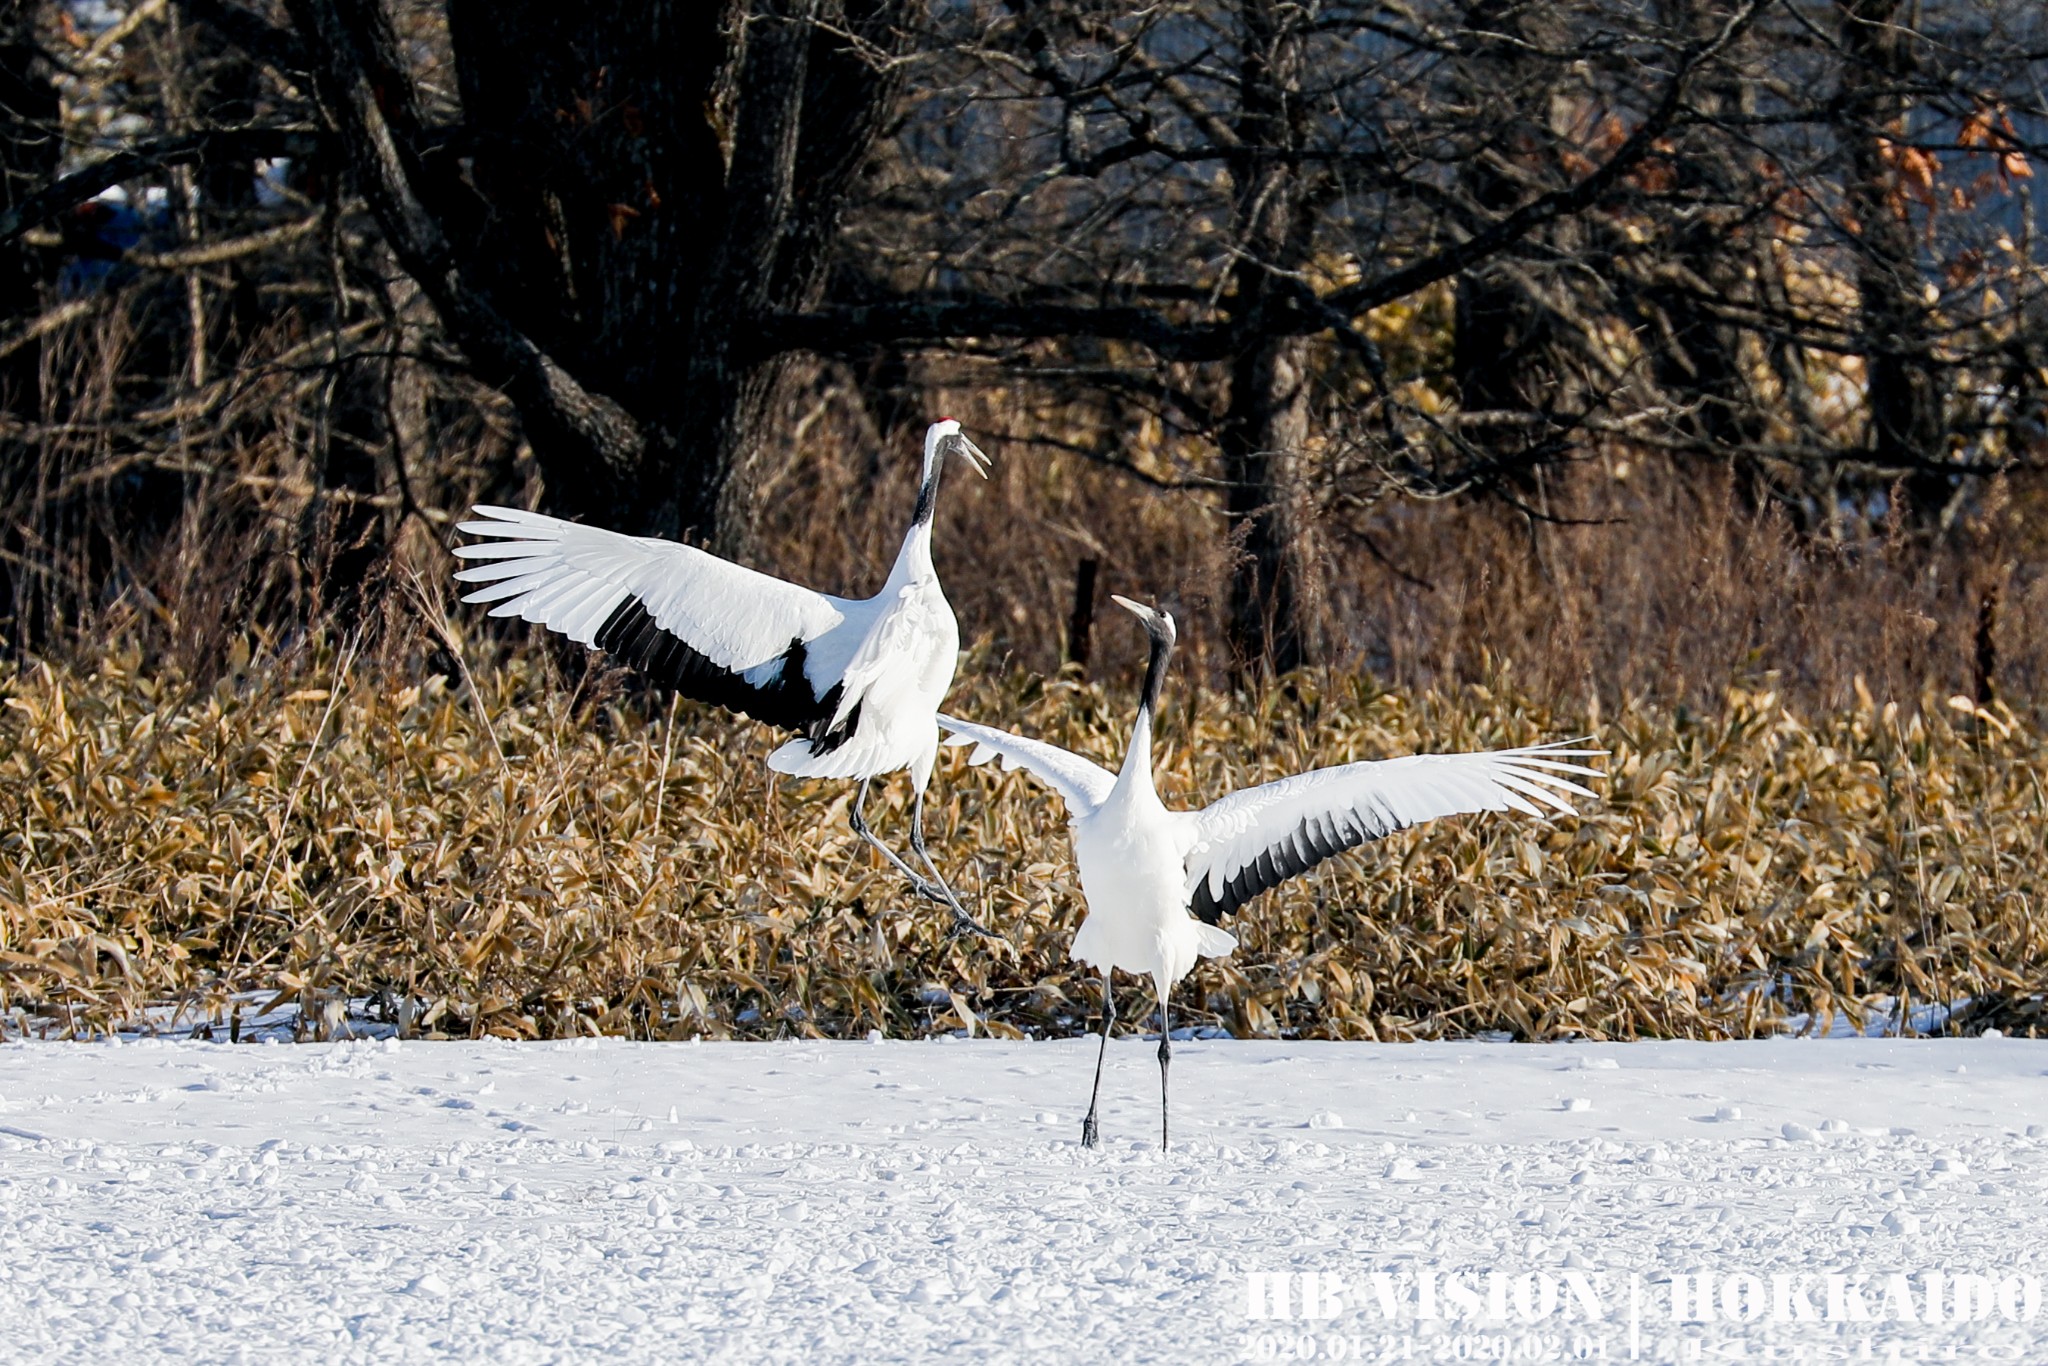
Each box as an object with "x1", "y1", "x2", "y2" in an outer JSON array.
[
  {"x1": 2, "y1": 0, "x2": 2044, "y2": 675},
  {"x1": 0, "y1": 0, "x2": 57, "y2": 370},
  {"x1": 1216, "y1": 0, "x2": 1326, "y2": 674},
  {"x1": 789, "y1": 0, "x2": 1777, "y2": 669},
  {"x1": 271, "y1": 0, "x2": 910, "y2": 547},
  {"x1": 1835, "y1": 0, "x2": 1949, "y2": 517}
]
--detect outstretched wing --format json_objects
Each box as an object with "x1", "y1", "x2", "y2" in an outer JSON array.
[
  {"x1": 451, "y1": 505, "x2": 850, "y2": 734},
  {"x1": 1182, "y1": 741, "x2": 1601, "y2": 924},
  {"x1": 937, "y1": 714, "x2": 1118, "y2": 817}
]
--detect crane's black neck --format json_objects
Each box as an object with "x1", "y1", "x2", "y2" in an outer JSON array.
[
  {"x1": 913, "y1": 437, "x2": 948, "y2": 526},
  {"x1": 1138, "y1": 623, "x2": 1174, "y2": 721}
]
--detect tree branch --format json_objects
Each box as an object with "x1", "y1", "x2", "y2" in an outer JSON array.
[
  {"x1": 282, "y1": 0, "x2": 647, "y2": 496},
  {"x1": 755, "y1": 295, "x2": 1233, "y2": 363},
  {"x1": 1323, "y1": 0, "x2": 1773, "y2": 318},
  {"x1": 173, "y1": 0, "x2": 312, "y2": 74},
  {"x1": 0, "y1": 299, "x2": 96, "y2": 362},
  {"x1": 123, "y1": 214, "x2": 321, "y2": 269},
  {"x1": 767, "y1": 6, "x2": 1772, "y2": 378},
  {"x1": 0, "y1": 127, "x2": 323, "y2": 244}
]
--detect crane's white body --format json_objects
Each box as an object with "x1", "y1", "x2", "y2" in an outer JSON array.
[
  {"x1": 1067, "y1": 713, "x2": 1237, "y2": 1003},
  {"x1": 940, "y1": 705, "x2": 1595, "y2": 996},
  {"x1": 938, "y1": 596, "x2": 1602, "y2": 1145},
  {"x1": 451, "y1": 508, "x2": 960, "y2": 787},
  {"x1": 759, "y1": 523, "x2": 958, "y2": 789},
  {"x1": 453, "y1": 424, "x2": 980, "y2": 790},
  {"x1": 451, "y1": 420, "x2": 993, "y2": 933}
]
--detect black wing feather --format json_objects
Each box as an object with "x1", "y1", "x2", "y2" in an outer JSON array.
[
  {"x1": 1187, "y1": 807, "x2": 1404, "y2": 925},
  {"x1": 592, "y1": 598, "x2": 862, "y2": 754}
]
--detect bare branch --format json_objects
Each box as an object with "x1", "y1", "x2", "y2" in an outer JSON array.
[
  {"x1": 123, "y1": 215, "x2": 321, "y2": 269},
  {"x1": 756, "y1": 295, "x2": 1234, "y2": 363},
  {"x1": 1323, "y1": 0, "x2": 1775, "y2": 318},
  {"x1": 281, "y1": 0, "x2": 647, "y2": 495},
  {"x1": 0, "y1": 127, "x2": 323, "y2": 245},
  {"x1": 0, "y1": 299, "x2": 96, "y2": 362}
]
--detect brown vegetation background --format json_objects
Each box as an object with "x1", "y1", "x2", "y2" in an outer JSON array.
[{"x1": 3, "y1": 603, "x2": 2045, "y2": 1042}]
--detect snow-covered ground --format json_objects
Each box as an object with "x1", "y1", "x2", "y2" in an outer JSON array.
[{"x1": 1, "y1": 1034, "x2": 2043, "y2": 1363}]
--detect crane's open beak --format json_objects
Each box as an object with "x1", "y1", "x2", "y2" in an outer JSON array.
[{"x1": 949, "y1": 433, "x2": 992, "y2": 479}]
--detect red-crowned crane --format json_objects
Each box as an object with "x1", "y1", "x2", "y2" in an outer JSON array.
[
  {"x1": 939, "y1": 597, "x2": 1601, "y2": 1148},
  {"x1": 452, "y1": 419, "x2": 999, "y2": 939}
]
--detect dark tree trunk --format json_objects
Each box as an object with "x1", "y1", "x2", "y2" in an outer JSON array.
[
  {"x1": 1449, "y1": 1, "x2": 1563, "y2": 490},
  {"x1": 1453, "y1": 257, "x2": 1558, "y2": 475},
  {"x1": 441, "y1": 0, "x2": 902, "y2": 548},
  {"x1": 0, "y1": 0, "x2": 58, "y2": 640},
  {"x1": 1221, "y1": 335, "x2": 1322, "y2": 678},
  {"x1": 0, "y1": 0, "x2": 56, "y2": 342},
  {"x1": 1219, "y1": 0, "x2": 1324, "y2": 679},
  {"x1": 1629, "y1": 0, "x2": 1771, "y2": 487},
  {"x1": 1836, "y1": 0, "x2": 1948, "y2": 518},
  {"x1": 184, "y1": 10, "x2": 266, "y2": 355},
  {"x1": 1637, "y1": 223, "x2": 1763, "y2": 452}
]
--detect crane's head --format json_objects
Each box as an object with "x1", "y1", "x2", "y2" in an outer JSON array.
[
  {"x1": 1113, "y1": 595, "x2": 1178, "y2": 719},
  {"x1": 926, "y1": 418, "x2": 991, "y2": 479},
  {"x1": 1111, "y1": 594, "x2": 1177, "y2": 649}
]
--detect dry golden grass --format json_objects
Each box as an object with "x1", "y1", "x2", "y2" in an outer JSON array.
[{"x1": 1, "y1": 622, "x2": 2044, "y2": 1041}]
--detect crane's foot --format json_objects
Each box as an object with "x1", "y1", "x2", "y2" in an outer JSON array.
[
  {"x1": 906, "y1": 877, "x2": 1003, "y2": 941},
  {"x1": 1081, "y1": 1112, "x2": 1100, "y2": 1149},
  {"x1": 944, "y1": 902, "x2": 1004, "y2": 943}
]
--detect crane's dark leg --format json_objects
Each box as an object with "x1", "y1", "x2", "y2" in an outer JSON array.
[
  {"x1": 1157, "y1": 981, "x2": 1173, "y2": 1152},
  {"x1": 908, "y1": 788, "x2": 999, "y2": 941},
  {"x1": 1081, "y1": 973, "x2": 1112, "y2": 1149},
  {"x1": 848, "y1": 778, "x2": 950, "y2": 905}
]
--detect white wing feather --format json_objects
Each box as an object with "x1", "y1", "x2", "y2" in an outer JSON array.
[
  {"x1": 1183, "y1": 741, "x2": 1602, "y2": 911},
  {"x1": 450, "y1": 505, "x2": 846, "y2": 671},
  {"x1": 936, "y1": 714, "x2": 1117, "y2": 816}
]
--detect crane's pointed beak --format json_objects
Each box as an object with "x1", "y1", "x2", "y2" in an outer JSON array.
[
  {"x1": 950, "y1": 434, "x2": 992, "y2": 479},
  {"x1": 1111, "y1": 594, "x2": 1177, "y2": 645},
  {"x1": 1114, "y1": 593, "x2": 1163, "y2": 626}
]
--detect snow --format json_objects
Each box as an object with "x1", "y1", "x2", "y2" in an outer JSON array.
[
  {"x1": 1, "y1": 1035, "x2": 2044, "y2": 1361},
  {"x1": 1777, "y1": 994, "x2": 1976, "y2": 1038}
]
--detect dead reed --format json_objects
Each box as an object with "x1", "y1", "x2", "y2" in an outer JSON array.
[{"x1": 2, "y1": 620, "x2": 2042, "y2": 1041}]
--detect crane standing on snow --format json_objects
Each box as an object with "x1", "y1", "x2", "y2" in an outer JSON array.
[
  {"x1": 451, "y1": 419, "x2": 999, "y2": 939},
  {"x1": 940, "y1": 597, "x2": 1601, "y2": 1149}
]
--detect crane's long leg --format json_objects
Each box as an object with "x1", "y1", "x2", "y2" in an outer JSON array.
[
  {"x1": 908, "y1": 788, "x2": 999, "y2": 941},
  {"x1": 1081, "y1": 973, "x2": 1112, "y2": 1149},
  {"x1": 1157, "y1": 981, "x2": 1173, "y2": 1153},
  {"x1": 848, "y1": 778, "x2": 949, "y2": 902}
]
